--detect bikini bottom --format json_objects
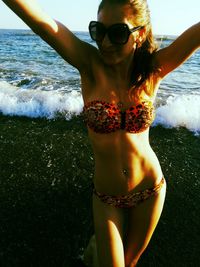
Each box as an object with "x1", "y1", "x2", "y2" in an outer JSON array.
[{"x1": 93, "y1": 177, "x2": 165, "y2": 208}]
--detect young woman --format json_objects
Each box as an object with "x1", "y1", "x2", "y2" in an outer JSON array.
[{"x1": 2, "y1": 0, "x2": 200, "y2": 266}]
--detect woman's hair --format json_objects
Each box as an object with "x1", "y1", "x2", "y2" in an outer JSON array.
[{"x1": 98, "y1": 0, "x2": 160, "y2": 100}]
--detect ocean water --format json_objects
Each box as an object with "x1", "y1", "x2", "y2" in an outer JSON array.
[{"x1": 0, "y1": 29, "x2": 200, "y2": 133}]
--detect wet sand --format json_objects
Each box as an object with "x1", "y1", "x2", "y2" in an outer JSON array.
[{"x1": 0, "y1": 115, "x2": 199, "y2": 267}]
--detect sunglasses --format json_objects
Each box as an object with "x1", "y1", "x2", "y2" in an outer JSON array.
[{"x1": 89, "y1": 21, "x2": 143, "y2": 45}]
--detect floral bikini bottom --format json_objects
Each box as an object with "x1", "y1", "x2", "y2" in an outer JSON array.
[{"x1": 93, "y1": 177, "x2": 165, "y2": 208}]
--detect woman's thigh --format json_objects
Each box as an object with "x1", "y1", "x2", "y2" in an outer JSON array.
[
  {"x1": 124, "y1": 180, "x2": 167, "y2": 266},
  {"x1": 92, "y1": 194, "x2": 126, "y2": 267}
]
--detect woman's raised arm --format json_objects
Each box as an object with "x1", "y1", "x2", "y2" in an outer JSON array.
[
  {"x1": 155, "y1": 22, "x2": 200, "y2": 78},
  {"x1": 2, "y1": 0, "x2": 94, "y2": 71}
]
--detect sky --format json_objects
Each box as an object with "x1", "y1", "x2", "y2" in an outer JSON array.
[{"x1": 0, "y1": 0, "x2": 199, "y2": 35}]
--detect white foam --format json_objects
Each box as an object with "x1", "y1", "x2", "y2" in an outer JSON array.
[
  {"x1": 154, "y1": 94, "x2": 200, "y2": 134},
  {"x1": 1, "y1": 81, "x2": 200, "y2": 134},
  {"x1": 0, "y1": 81, "x2": 83, "y2": 119}
]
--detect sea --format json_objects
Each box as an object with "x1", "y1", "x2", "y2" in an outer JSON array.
[{"x1": 0, "y1": 29, "x2": 200, "y2": 134}]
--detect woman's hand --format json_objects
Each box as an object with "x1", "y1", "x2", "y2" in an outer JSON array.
[
  {"x1": 155, "y1": 22, "x2": 200, "y2": 78},
  {"x1": 1, "y1": 0, "x2": 94, "y2": 71}
]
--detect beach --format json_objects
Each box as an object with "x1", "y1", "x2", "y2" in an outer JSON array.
[
  {"x1": 0, "y1": 29, "x2": 200, "y2": 266},
  {"x1": 0, "y1": 115, "x2": 200, "y2": 267}
]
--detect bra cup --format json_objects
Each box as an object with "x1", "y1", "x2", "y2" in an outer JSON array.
[
  {"x1": 125, "y1": 103, "x2": 154, "y2": 133},
  {"x1": 83, "y1": 100, "x2": 155, "y2": 134},
  {"x1": 83, "y1": 101, "x2": 120, "y2": 133}
]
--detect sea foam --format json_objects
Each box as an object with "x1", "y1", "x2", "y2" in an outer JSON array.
[
  {"x1": 1, "y1": 81, "x2": 200, "y2": 134},
  {"x1": 0, "y1": 81, "x2": 83, "y2": 119},
  {"x1": 154, "y1": 94, "x2": 200, "y2": 134}
]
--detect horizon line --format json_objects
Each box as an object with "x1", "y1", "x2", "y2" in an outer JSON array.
[{"x1": 0, "y1": 28, "x2": 178, "y2": 37}]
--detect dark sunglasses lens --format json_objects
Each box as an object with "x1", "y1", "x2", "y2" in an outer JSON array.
[
  {"x1": 109, "y1": 24, "x2": 129, "y2": 44},
  {"x1": 89, "y1": 22, "x2": 105, "y2": 42}
]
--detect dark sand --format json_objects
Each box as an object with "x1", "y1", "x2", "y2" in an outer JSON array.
[{"x1": 0, "y1": 115, "x2": 199, "y2": 267}]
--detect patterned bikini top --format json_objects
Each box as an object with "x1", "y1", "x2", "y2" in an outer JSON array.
[{"x1": 83, "y1": 100, "x2": 155, "y2": 134}]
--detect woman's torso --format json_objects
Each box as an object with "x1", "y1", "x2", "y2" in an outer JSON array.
[{"x1": 80, "y1": 54, "x2": 163, "y2": 195}]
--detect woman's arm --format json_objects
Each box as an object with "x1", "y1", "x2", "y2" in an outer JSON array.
[
  {"x1": 2, "y1": 0, "x2": 95, "y2": 71},
  {"x1": 155, "y1": 22, "x2": 200, "y2": 78}
]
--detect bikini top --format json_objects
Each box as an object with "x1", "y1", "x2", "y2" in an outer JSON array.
[{"x1": 82, "y1": 100, "x2": 155, "y2": 134}]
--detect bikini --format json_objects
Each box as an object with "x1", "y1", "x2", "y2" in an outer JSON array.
[
  {"x1": 83, "y1": 100, "x2": 155, "y2": 134},
  {"x1": 83, "y1": 99, "x2": 165, "y2": 208}
]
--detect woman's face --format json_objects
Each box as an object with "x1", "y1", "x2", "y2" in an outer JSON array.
[{"x1": 97, "y1": 4, "x2": 140, "y2": 65}]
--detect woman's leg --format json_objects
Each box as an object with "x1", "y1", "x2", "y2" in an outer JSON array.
[
  {"x1": 124, "y1": 180, "x2": 167, "y2": 267},
  {"x1": 92, "y1": 194, "x2": 126, "y2": 267}
]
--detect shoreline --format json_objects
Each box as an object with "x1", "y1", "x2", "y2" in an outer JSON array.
[{"x1": 0, "y1": 115, "x2": 199, "y2": 266}]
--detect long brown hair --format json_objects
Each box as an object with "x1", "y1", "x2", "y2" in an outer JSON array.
[{"x1": 98, "y1": 0, "x2": 160, "y2": 100}]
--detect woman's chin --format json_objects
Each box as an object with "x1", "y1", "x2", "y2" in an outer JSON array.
[{"x1": 102, "y1": 58, "x2": 116, "y2": 66}]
